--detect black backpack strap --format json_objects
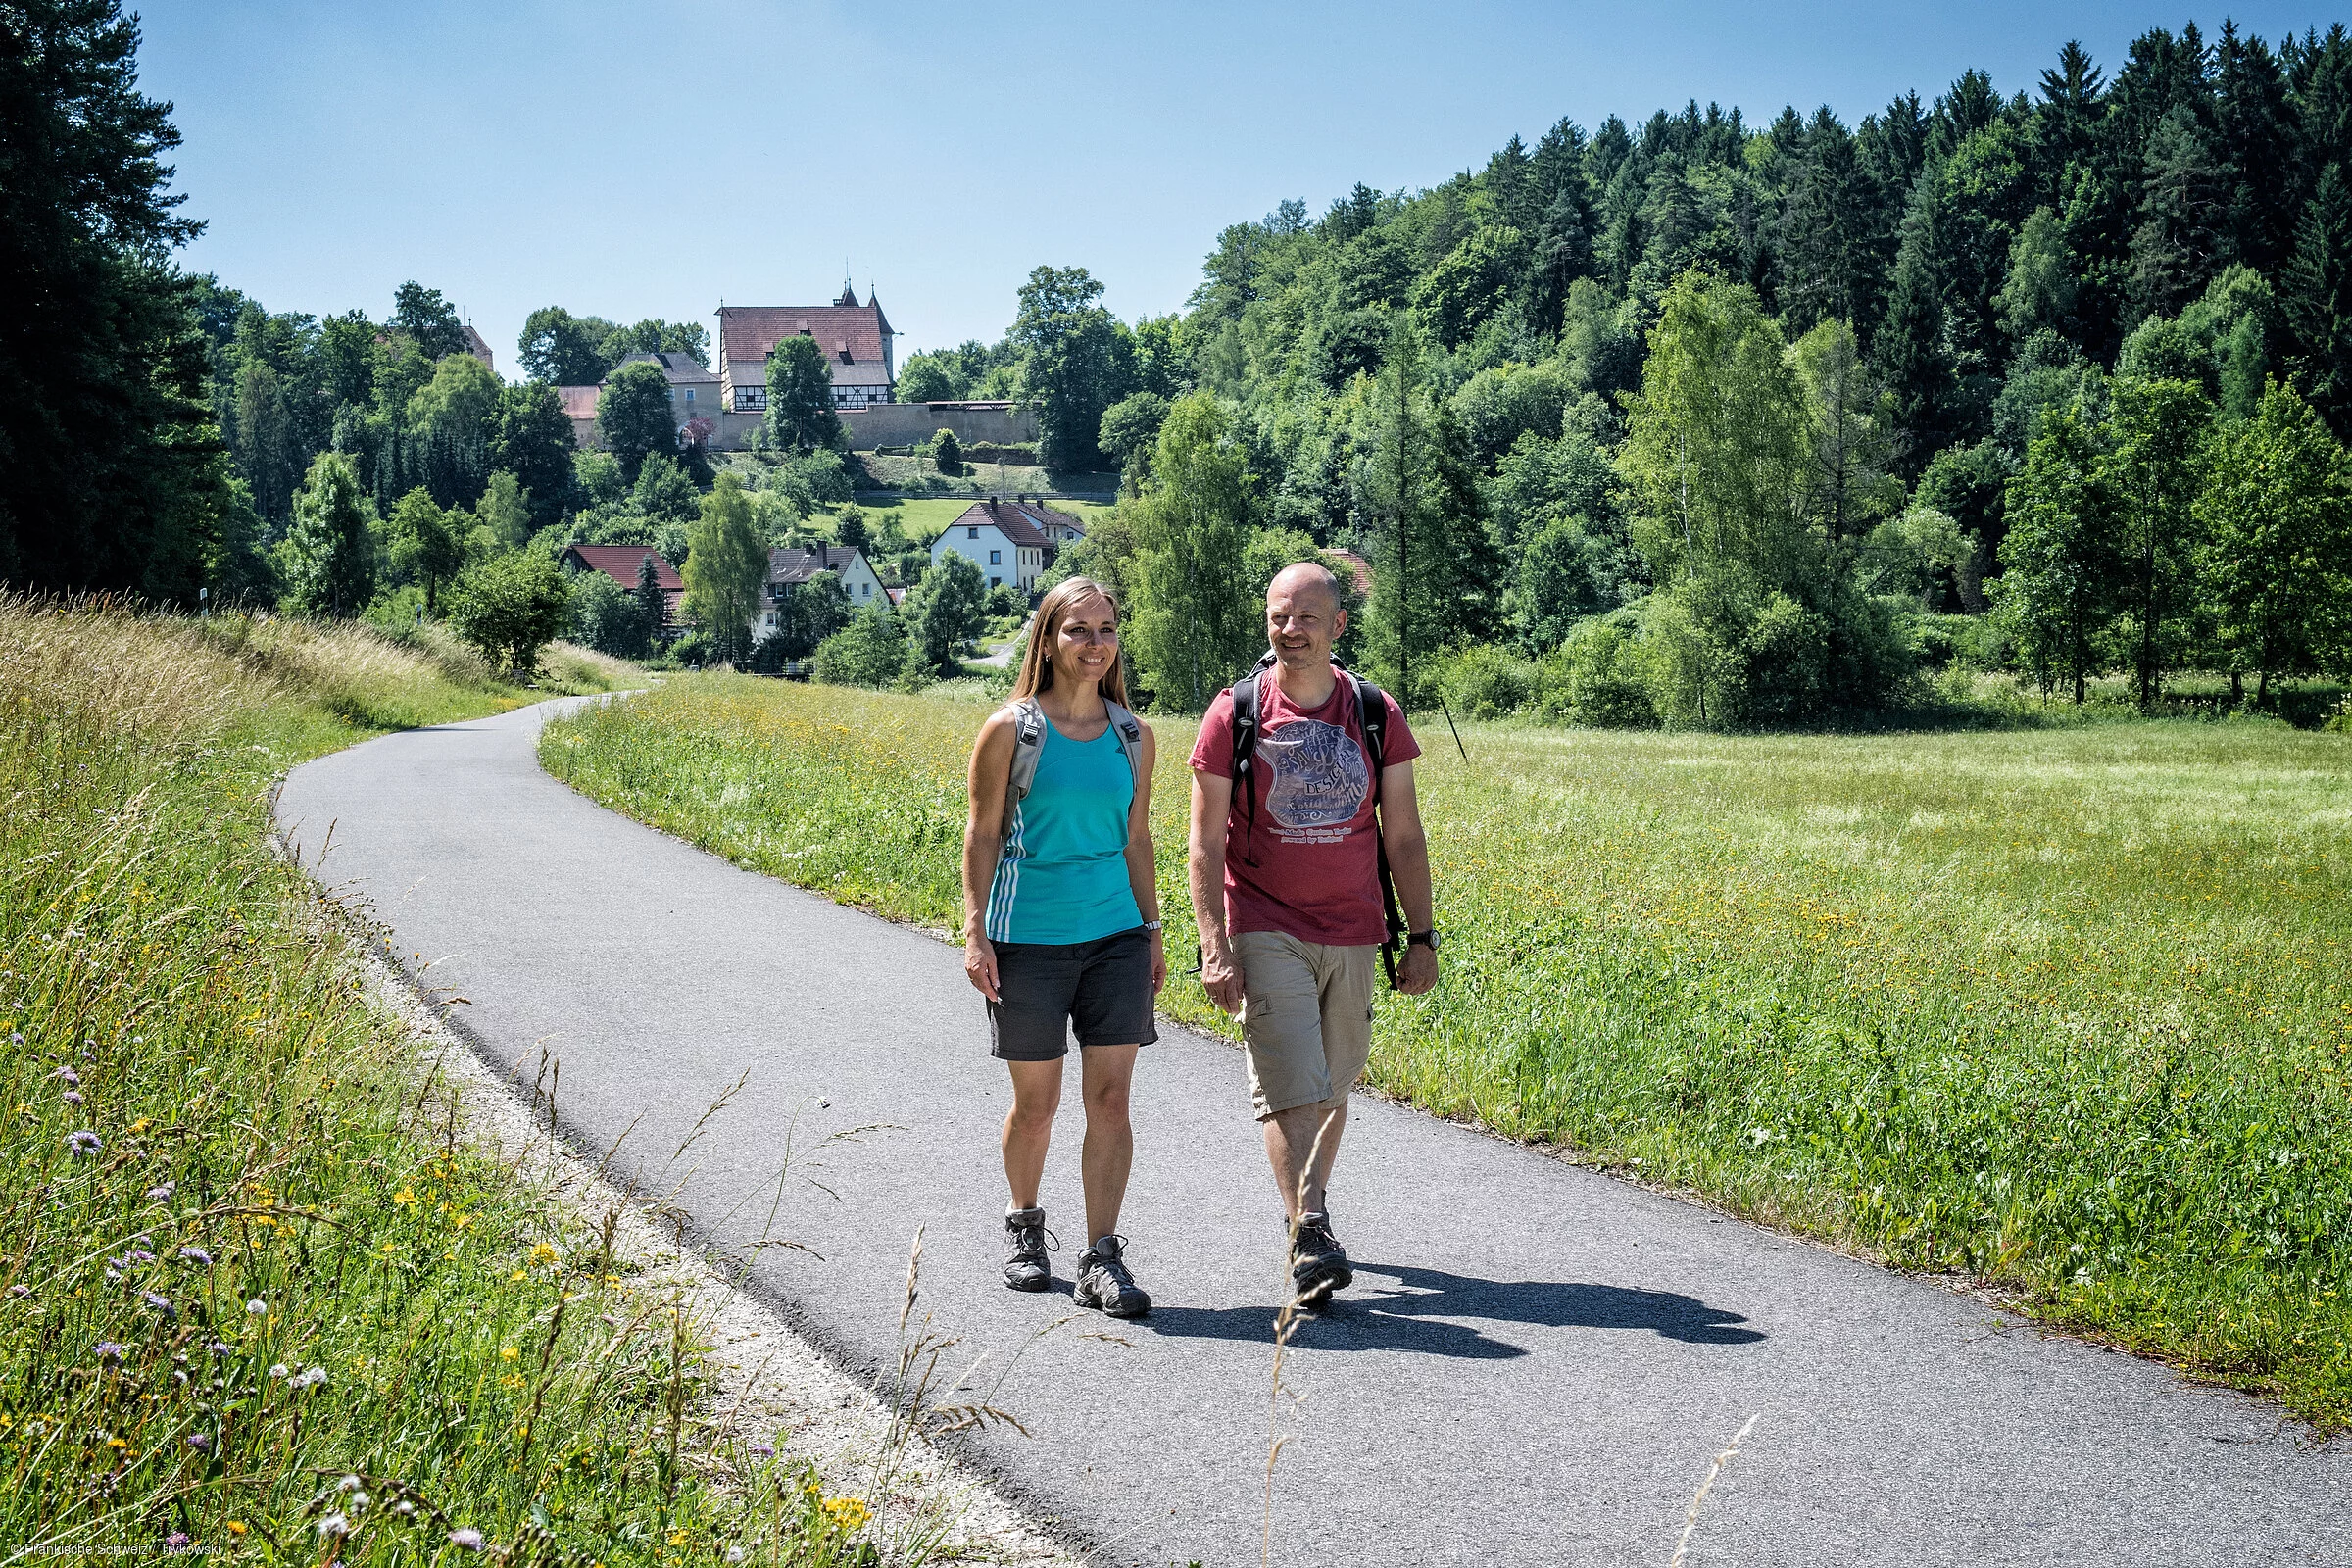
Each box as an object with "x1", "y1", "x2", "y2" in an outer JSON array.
[
  {"x1": 1347, "y1": 672, "x2": 1407, "y2": 990},
  {"x1": 1229, "y1": 668, "x2": 1263, "y2": 867}
]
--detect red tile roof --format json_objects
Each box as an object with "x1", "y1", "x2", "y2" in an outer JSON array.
[
  {"x1": 947, "y1": 499, "x2": 1072, "y2": 549},
  {"x1": 563, "y1": 545, "x2": 680, "y2": 593},
  {"x1": 719, "y1": 295, "x2": 894, "y2": 368}
]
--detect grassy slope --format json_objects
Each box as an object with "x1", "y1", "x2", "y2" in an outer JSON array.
[
  {"x1": 0, "y1": 610, "x2": 877, "y2": 1563},
  {"x1": 543, "y1": 676, "x2": 2352, "y2": 1430}
]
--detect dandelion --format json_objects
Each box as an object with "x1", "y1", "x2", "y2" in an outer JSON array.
[
  {"x1": 269, "y1": 1363, "x2": 289, "y2": 1379},
  {"x1": 67, "y1": 1130, "x2": 101, "y2": 1158},
  {"x1": 293, "y1": 1366, "x2": 328, "y2": 1389},
  {"x1": 178, "y1": 1247, "x2": 212, "y2": 1267},
  {"x1": 246, "y1": 1298, "x2": 267, "y2": 1315},
  {"x1": 336, "y1": 1474, "x2": 362, "y2": 1493},
  {"x1": 317, "y1": 1512, "x2": 349, "y2": 1539},
  {"x1": 222, "y1": 1522, "x2": 245, "y2": 1538},
  {"x1": 727, "y1": 1549, "x2": 747, "y2": 1564},
  {"x1": 448, "y1": 1528, "x2": 485, "y2": 1550},
  {"x1": 94, "y1": 1342, "x2": 123, "y2": 1364}
]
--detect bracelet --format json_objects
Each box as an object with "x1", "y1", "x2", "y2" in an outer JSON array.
[{"x1": 1141, "y1": 919, "x2": 1163, "y2": 932}]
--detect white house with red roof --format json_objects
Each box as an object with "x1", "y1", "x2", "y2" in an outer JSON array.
[
  {"x1": 929, "y1": 498, "x2": 1083, "y2": 596},
  {"x1": 718, "y1": 285, "x2": 897, "y2": 415}
]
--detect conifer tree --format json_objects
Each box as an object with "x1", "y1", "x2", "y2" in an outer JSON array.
[{"x1": 2282, "y1": 164, "x2": 2352, "y2": 434}]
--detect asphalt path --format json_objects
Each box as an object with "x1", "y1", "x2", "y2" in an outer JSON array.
[{"x1": 276, "y1": 697, "x2": 2352, "y2": 1567}]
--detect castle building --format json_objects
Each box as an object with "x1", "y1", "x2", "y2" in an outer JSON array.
[{"x1": 717, "y1": 285, "x2": 897, "y2": 415}]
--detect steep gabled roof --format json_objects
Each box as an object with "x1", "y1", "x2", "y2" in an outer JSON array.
[
  {"x1": 768, "y1": 545, "x2": 872, "y2": 585},
  {"x1": 563, "y1": 545, "x2": 681, "y2": 594},
  {"x1": 945, "y1": 500, "x2": 1057, "y2": 548},
  {"x1": 719, "y1": 294, "x2": 894, "y2": 368}
]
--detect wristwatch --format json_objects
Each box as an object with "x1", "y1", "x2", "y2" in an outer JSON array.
[
  {"x1": 1141, "y1": 919, "x2": 1164, "y2": 933},
  {"x1": 1406, "y1": 929, "x2": 1442, "y2": 953}
]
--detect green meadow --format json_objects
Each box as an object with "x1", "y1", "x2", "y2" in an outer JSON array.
[{"x1": 543, "y1": 675, "x2": 2352, "y2": 1429}]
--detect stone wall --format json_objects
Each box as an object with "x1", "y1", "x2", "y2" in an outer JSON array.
[{"x1": 839, "y1": 402, "x2": 1038, "y2": 450}]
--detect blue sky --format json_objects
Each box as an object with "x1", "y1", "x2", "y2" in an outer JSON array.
[{"x1": 139, "y1": 1, "x2": 2336, "y2": 375}]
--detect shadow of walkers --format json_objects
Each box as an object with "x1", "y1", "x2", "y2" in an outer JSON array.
[{"x1": 1144, "y1": 1261, "x2": 1766, "y2": 1358}]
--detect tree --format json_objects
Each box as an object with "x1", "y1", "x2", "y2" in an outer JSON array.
[
  {"x1": 680, "y1": 473, "x2": 766, "y2": 665},
  {"x1": 633, "y1": 552, "x2": 668, "y2": 639},
  {"x1": 387, "y1": 487, "x2": 466, "y2": 614},
  {"x1": 2282, "y1": 164, "x2": 2352, "y2": 435},
  {"x1": 811, "y1": 599, "x2": 912, "y2": 688},
  {"x1": 628, "y1": 456, "x2": 699, "y2": 527},
  {"x1": 597, "y1": 360, "x2": 676, "y2": 481},
  {"x1": 517, "y1": 305, "x2": 614, "y2": 385},
  {"x1": 1998, "y1": 409, "x2": 2118, "y2": 703},
  {"x1": 2102, "y1": 375, "x2": 2214, "y2": 707},
  {"x1": 447, "y1": 550, "x2": 569, "y2": 676},
  {"x1": 278, "y1": 452, "x2": 376, "y2": 617},
  {"x1": 1512, "y1": 515, "x2": 1610, "y2": 651},
  {"x1": 1100, "y1": 391, "x2": 1168, "y2": 491},
  {"x1": 1012, "y1": 265, "x2": 1129, "y2": 471},
  {"x1": 408, "y1": 352, "x2": 502, "y2": 509},
  {"x1": 931, "y1": 427, "x2": 962, "y2": 472},
  {"x1": 902, "y1": 552, "x2": 989, "y2": 673},
  {"x1": 763, "y1": 336, "x2": 844, "y2": 452},
  {"x1": 232, "y1": 355, "x2": 297, "y2": 525},
  {"x1": 474, "y1": 469, "x2": 533, "y2": 552},
  {"x1": 0, "y1": 0, "x2": 230, "y2": 601},
  {"x1": 1125, "y1": 394, "x2": 1260, "y2": 710},
  {"x1": 834, "y1": 507, "x2": 870, "y2": 548},
  {"x1": 2196, "y1": 381, "x2": 2352, "y2": 700},
  {"x1": 1791, "y1": 318, "x2": 1900, "y2": 540},
  {"x1": 566, "y1": 569, "x2": 652, "y2": 660},
  {"x1": 495, "y1": 381, "x2": 578, "y2": 529},
  {"x1": 391, "y1": 281, "x2": 469, "y2": 360},
  {"x1": 773, "y1": 570, "x2": 853, "y2": 660}
]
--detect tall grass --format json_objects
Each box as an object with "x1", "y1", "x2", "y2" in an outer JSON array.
[
  {"x1": 544, "y1": 673, "x2": 2352, "y2": 1429},
  {"x1": 0, "y1": 602, "x2": 896, "y2": 1562}
]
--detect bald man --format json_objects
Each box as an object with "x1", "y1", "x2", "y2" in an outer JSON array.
[{"x1": 1188, "y1": 563, "x2": 1438, "y2": 1306}]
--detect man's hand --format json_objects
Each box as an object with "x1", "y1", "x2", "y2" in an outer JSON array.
[
  {"x1": 1395, "y1": 942, "x2": 1438, "y2": 997},
  {"x1": 1200, "y1": 943, "x2": 1247, "y2": 1014}
]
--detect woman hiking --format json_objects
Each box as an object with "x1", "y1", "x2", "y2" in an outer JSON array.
[{"x1": 962, "y1": 576, "x2": 1163, "y2": 1318}]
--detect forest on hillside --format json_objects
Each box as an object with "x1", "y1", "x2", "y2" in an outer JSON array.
[{"x1": 906, "y1": 22, "x2": 2352, "y2": 723}]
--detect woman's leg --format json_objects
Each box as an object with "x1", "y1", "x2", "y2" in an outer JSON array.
[
  {"x1": 1077, "y1": 1044, "x2": 1139, "y2": 1243},
  {"x1": 1002, "y1": 1056, "x2": 1063, "y2": 1209}
]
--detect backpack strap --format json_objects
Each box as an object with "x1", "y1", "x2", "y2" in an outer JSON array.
[
  {"x1": 1227, "y1": 656, "x2": 1276, "y2": 867},
  {"x1": 1002, "y1": 697, "x2": 1049, "y2": 832},
  {"x1": 1345, "y1": 671, "x2": 1407, "y2": 990},
  {"x1": 1103, "y1": 699, "x2": 1146, "y2": 848}
]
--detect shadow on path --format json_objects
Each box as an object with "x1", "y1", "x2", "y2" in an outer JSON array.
[{"x1": 1140, "y1": 1261, "x2": 1767, "y2": 1358}]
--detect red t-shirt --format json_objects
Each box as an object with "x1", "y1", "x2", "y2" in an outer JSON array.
[{"x1": 1189, "y1": 668, "x2": 1420, "y2": 947}]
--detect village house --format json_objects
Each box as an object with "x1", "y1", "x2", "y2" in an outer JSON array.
[
  {"x1": 717, "y1": 286, "x2": 897, "y2": 415},
  {"x1": 556, "y1": 352, "x2": 720, "y2": 450},
  {"x1": 929, "y1": 498, "x2": 1083, "y2": 596},
  {"x1": 559, "y1": 545, "x2": 683, "y2": 625},
  {"x1": 758, "y1": 544, "x2": 885, "y2": 640}
]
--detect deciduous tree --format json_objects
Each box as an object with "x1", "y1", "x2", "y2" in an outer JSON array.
[
  {"x1": 597, "y1": 360, "x2": 675, "y2": 482},
  {"x1": 277, "y1": 452, "x2": 376, "y2": 618},
  {"x1": 680, "y1": 473, "x2": 766, "y2": 666}
]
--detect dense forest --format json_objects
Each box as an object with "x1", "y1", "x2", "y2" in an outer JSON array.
[{"x1": 909, "y1": 22, "x2": 2352, "y2": 722}]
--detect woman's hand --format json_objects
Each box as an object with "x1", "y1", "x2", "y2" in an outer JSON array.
[
  {"x1": 1148, "y1": 927, "x2": 1167, "y2": 994},
  {"x1": 964, "y1": 928, "x2": 1001, "y2": 1002}
]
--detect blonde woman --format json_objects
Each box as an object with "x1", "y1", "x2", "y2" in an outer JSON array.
[{"x1": 962, "y1": 577, "x2": 1163, "y2": 1318}]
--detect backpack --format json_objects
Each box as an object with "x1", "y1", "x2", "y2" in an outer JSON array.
[
  {"x1": 1225, "y1": 653, "x2": 1408, "y2": 987},
  {"x1": 1003, "y1": 695, "x2": 1146, "y2": 846}
]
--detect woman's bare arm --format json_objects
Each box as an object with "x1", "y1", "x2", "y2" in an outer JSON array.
[{"x1": 962, "y1": 710, "x2": 1018, "y2": 1001}]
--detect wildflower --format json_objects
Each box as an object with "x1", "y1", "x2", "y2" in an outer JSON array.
[
  {"x1": 128, "y1": 1117, "x2": 150, "y2": 1135},
  {"x1": 50, "y1": 1067, "x2": 77, "y2": 1087},
  {"x1": 178, "y1": 1247, "x2": 212, "y2": 1267},
  {"x1": 94, "y1": 1342, "x2": 123, "y2": 1363},
  {"x1": 246, "y1": 1298, "x2": 268, "y2": 1315},
  {"x1": 727, "y1": 1550, "x2": 747, "y2": 1564},
  {"x1": 143, "y1": 1292, "x2": 172, "y2": 1314},
  {"x1": 393, "y1": 1187, "x2": 417, "y2": 1206},
  {"x1": 448, "y1": 1528, "x2": 485, "y2": 1550},
  {"x1": 293, "y1": 1366, "x2": 328, "y2": 1389},
  {"x1": 208, "y1": 1341, "x2": 229, "y2": 1356},
  {"x1": 748, "y1": 1441, "x2": 774, "y2": 1457},
  {"x1": 185, "y1": 1433, "x2": 210, "y2": 1451},
  {"x1": 61, "y1": 1090, "x2": 82, "y2": 1106},
  {"x1": 165, "y1": 1534, "x2": 190, "y2": 1551},
  {"x1": 821, "y1": 1495, "x2": 872, "y2": 1532},
  {"x1": 529, "y1": 1242, "x2": 560, "y2": 1266},
  {"x1": 337, "y1": 1474, "x2": 362, "y2": 1492},
  {"x1": 223, "y1": 1522, "x2": 245, "y2": 1538},
  {"x1": 144, "y1": 1182, "x2": 173, "y2": 1201},
  {"x1": 67, "y1": 1130, "x2": 101, "y2": 1158},
  {"x1": 5, "y1": 1284, "x2": 25, "y2": 1298},
  {"x1": 317, "y1": 1512, "x2": 349, "y2": 1540},
  {"x1": 269, "y1": 1363, "x2": 289, "y2": 1379}
]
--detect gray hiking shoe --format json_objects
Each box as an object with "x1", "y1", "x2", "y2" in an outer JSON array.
[
  {"x1": 1004, "y1": 1207, "x2": 1054, "y2": 1292},
  {"x1": 1288, "y1": 1210, "x2": 1351, "y2": 1307},
  {"x1": 1073, "y1": 1235, "x2": 1152, "y2": 1318}
]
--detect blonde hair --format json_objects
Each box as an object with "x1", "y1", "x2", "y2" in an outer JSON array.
[{"x1": 1011, "y1": 577, "x2": 1128, "y2": 707}]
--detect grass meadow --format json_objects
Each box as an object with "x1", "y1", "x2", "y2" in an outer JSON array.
[
  {"x1": 0, "y1": 605, "x2": 896, "y2": 1563},
  {"x1": 542, "y1": 675, "x2": 2352, "y2": 1430}
]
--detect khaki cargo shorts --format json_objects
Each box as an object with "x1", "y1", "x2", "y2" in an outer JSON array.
[{"x1": 1233, "y1": 930, "x2": 1378, "y2": 1120}]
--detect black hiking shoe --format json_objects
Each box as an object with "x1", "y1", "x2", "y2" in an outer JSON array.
[
  {"x1": 1073, "y1": 1235, "x2": 1152, "y2": 1318},
  {"x1": 1004, "y1": 1207, "x2": 1054, "y2": 1292},
  {"x1": 1288, "y1": 1210, "x2": 1351, "y2": 1308}
]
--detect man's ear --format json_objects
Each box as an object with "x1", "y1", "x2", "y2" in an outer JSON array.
[{"x1": 1333, "y1": 607, "x2": 1348, "y2": 639}]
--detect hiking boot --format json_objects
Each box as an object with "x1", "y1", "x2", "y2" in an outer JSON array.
[
  {"x1": 1004, "y1": 1207, "x2": 1054, "y2": 1292},
  {"x1": 1288, "y1": 1210, "x2": 1351, "y2": 1308},
  {"x1": 1073, "y1": 1235, "x2": 1152, "y2": 1319}
]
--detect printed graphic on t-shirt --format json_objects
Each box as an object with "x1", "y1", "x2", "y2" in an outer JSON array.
[{"x1": 1260, "y1": 718, "x2": 1369, "y2": 843}]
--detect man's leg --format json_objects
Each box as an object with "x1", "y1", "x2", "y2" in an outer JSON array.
[
  {"x1": 1295, "y1": 942, "x2": 1377, "y2": 1215},
  {"x1": 1235, "y1": 932, "x2": 1334, "y2": 1215},
  {"x1": 1001, "y1": 1057, "x2": 1062, "y2": 1209},
  {"x1": 1077, "y1": 1044, "x2": 1139, "y2": 1243},
  {"x1": 1260, "y1": 1096, "x2": 1348, "y2": 1217}
]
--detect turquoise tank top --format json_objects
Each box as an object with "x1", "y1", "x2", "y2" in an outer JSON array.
[{"x1": 986, "y1": 718, "x2": 1142, "y2": 944}]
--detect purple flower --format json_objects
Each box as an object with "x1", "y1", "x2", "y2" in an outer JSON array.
[
  {"x1": 6, "y1": 1285, "x2": 27, "y2": 1299},
  {"x1": 143, "y1": 1291, "x2": 172, "y2": 1314},
  {"x1": 145, "y1": 1182, "x2": 173, "y2": 1201},
  {"x1": 66, "y1": 1130, "x2": 101, "y2": 1158},
  {"x1": 748, "y1": 1441, "x2": 774, "y2": 1457},
  {"x1": 94, "y1": 1341, "x2": 123, "y2": 1364},
  {"x1": 165, "y1": 1533, "x2": 190, "y2": 1550},
  {"x1": 186, "y1": 1433, "x2": 211, "y2": 1451},
  {"x1": 50, "y1": 1067, "x2": 78, "y2": 1087},
  {"x1": 60, "y1": 1090, "x2": 82, "y2": 1106},
  {"x1": 448, "y1": 1528, "x2": 485, "y2": 1551},
  {"x1": 207, "y1": 1341, "x2": 229, "y2": 1357},
  {"x1": 178, "y1": 1247, "x2": 212, "y2": 1268},
  {"x1": 128, "y1": 1249, "x2": 154, "y2": 1265}
]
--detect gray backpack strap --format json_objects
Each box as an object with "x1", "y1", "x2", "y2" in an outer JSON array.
[
  {"x1": 1003, "y1": 698, "x2": 1048, "y2": 832},
  {"x1": 1103, "y1": 699, "x2": 1146, "y2": 785}
]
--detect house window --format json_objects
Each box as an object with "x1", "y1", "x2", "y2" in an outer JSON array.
[
  {"x1": 991, "y1": 576, "x2": 1002, "y2": 588},
  {"x1": 966, "y1": 527, "x2": 979, "y2": 540},
  {"x1": 988, "y1": 550, "x2": 1001, "y2": 565},
  {"x1": 684, "y1": 389, "x2": 695, "y2": 402},
  {"x1": 735, "y1": 388, "x2": 766, "y2": 412},
  {"x1": 859, "y1": 582, "x2": 869, "y2": 596}
]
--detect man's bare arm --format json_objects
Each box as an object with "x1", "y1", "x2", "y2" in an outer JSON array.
[
  {"x1": 1380, "y1": 760, "x2": 1438, "y2": 996},
  {"x1": 1188, "y1": 769, "x2": 1246, "y2": 1013}
]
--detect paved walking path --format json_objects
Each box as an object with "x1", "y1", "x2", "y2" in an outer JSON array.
[{"x1": 277, "y1": 699, "x2": 2349, "y2": 1568}]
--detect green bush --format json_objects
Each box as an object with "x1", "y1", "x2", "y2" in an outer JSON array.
[
  {"x1": 1537, "y1": 612, "x2": 1655, "y2": 726},
  {"x1": 931, "y1": 428, "x2": 962, "y2": 472},
  {"x1": 446, "y1": 551, "x2": 571, "y2": 677},
  {"x1": 1432, "y1": 642, "x2": 1535, "y2": 719},
  {"x1": 811, "y1": 600, "x2": 913, "y2": 689}
]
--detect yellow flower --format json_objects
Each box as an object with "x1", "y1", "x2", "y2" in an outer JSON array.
[
  {"x1": 529, "y1": 1242, "x2": 560, "y2": 1267},
  {"x1": 452, "y1": 1212, "x2": 473, "y2": 1230},
  {"x1": 499, "y1": 1372, "x2": 524, "y2": 1391},
  {"x1": 821, "y1": 1495, "x2": 872, "y2": 1532},
  {"x1": 128, "y1": 1117, "x2": 151, "y2": 1135},
  {"x1": 510, "y1": 1269, "x2": 528, "y2": 1282},
  {"x1": 393, "y1": 1187, "x2": 418, "y2": 1206},
  {"x1": 224, "y1": 1522, "x2": 246, "y2": 1538},
  {"x1": 500, "y1": 1345, "x2": 519, "y2": 1361},
  {"x1": 666, "y1": 1529, "x2": 686, "y2": 1546}
]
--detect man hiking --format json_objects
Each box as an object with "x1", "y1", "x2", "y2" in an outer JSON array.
[{"x1": 1188, "y1": 562, "x2": 1439, "y2": 1306}]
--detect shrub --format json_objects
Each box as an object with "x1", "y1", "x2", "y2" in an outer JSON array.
[
  {"x1": 932, "y1": 428, "x2": 962, "y2": 472},
  {"x1": 566, "y1": 569, "x2": 653, "y2": 661},
  {"x1": 984, "y1": 583, "x2": 1026, "y2": 620},
  {"x1": 1432, "y1": 642, "x2": 1534, "y2": 719},
  {"x1": 446, "y1": 552, "x2": 571, "y2": 677},
  {"x1": 811, "y1": 600, "x2": 913, "y2": 688},
  {"x1": 1536, "y1": 612, "x2": 1654, "y2": 726}
]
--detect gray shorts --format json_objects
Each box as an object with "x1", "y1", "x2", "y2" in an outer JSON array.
[
  {"x1": 988, "y1": 928, "x2": 1157, "y2": 1060},
  {"x1": 1234, "y1": 930, "x2": 1377, "y2": 1119}
]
